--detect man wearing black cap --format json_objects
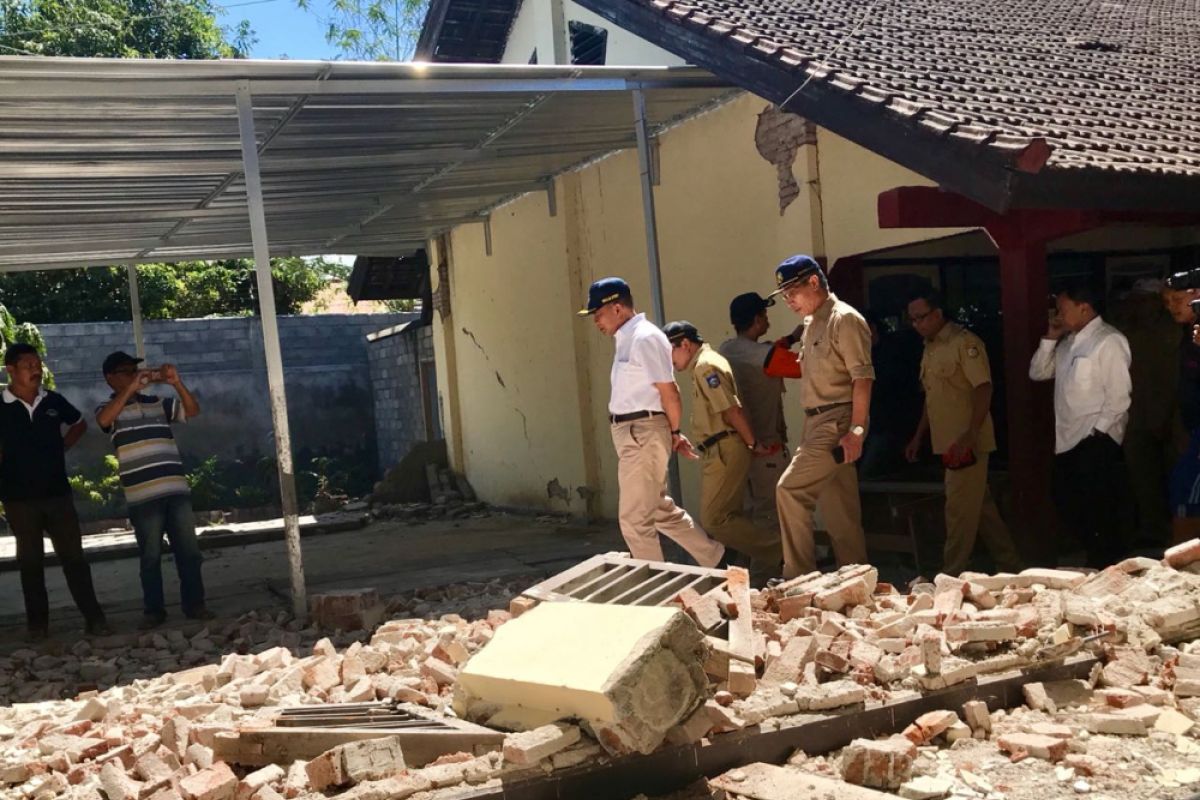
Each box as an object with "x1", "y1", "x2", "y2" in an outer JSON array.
[
  {"x1": 96, "y1": 352, "x2": 209, "y2": 628},
  {"x1": 665, "y1": 320, "x2": 781, "y2": 584},
  {"x1": 0, "y1": 343, "x2": 110, "y2": 639},
  {"x1": 770, "y1": 255, "x2": 873, "y2": 577},
  {"x1": 579, "y1": 278, "x2": 726, "y2": 567},
  {"x1": 719, "y1": 292, "x2": 801, "y2": 522}
]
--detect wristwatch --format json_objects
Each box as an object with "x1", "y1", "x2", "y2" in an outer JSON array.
[
  {"x1": 850, "y1": 425, "x2": 866, "y2": 437},
  {"x1": 670, "y1": 429, "x2": 681, "y2": 436}
]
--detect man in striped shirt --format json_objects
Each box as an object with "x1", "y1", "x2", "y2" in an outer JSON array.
[{"x1": 96, "y1": 351, "x2": 209, "y2": 629}]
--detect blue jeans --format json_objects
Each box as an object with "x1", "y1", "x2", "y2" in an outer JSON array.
[{"x1": 128, "y1": 494, "x2": 205, "y2": 616}]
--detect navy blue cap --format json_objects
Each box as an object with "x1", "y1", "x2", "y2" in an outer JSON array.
[
  {"x1": 729, "y1": 292, "x2": 774, "y2": 327},
  {"x1": 578, "y1": 277, "x2": 631, "y2": 316},
  {"x1": 662, "y1": 320, "x2": 703, "y2": 345},
  {"x1": 102, "y1": 351, "x2": 143, "y2": 375},
  {"x1": 768, "y1": 254, "x2": 822, "y2": 298}
]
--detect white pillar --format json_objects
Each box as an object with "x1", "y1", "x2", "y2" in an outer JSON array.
[
  {"x1": 127, "y1": 264, "x2": 145, "y2": 358},
  {"x1": 235, "y1": 80, "x2": 307, "y2": 620}
]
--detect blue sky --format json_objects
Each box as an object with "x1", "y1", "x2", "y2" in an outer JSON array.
[{"x1": 216, "y1": 0, "x2": 341, "y2": 60}]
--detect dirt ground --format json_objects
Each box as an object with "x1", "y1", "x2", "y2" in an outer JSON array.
[{"x1": 0, "y1": 511, "x2": 623, "y2": 648}]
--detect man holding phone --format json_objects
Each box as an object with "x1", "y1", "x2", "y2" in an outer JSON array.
[
  {"x1": 96, "y1": 351, "x2": 210, "y2": 628},
  {"x1": 1029, "y1": 284, "x2": 1132, "y2": 568},
  {"x1": 770, "y1": 256, "x2": 873, "y2": 578},
  {"x1": 903, "y1": 288, "x2": 1022, "y2": 575}
]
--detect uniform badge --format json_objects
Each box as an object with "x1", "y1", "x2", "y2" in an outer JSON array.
[
  {"x1": 46, "y1": 408, "x2": 59, "y2": 418},
  {"x1": 967, "y1": 346, "x2": 980, "y2": 358},
  {"x1": 706, "y1": 373, "x2": 721, "y2": 389}
]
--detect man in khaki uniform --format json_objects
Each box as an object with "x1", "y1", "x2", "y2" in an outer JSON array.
[
  {"x1": 579, "y1": 277, "x2": 726, "y2": 567},
  {"x1": 771, "y1": 255, "x2": 873, "y2": 577},
  {"x1": 904, "y1": 289, "x2": 1023, "y2": 575},
  {"x1": 665, "y1": 320, "x2": 782, "y2": 584},
  {"x1": 719, "y1": 293, "x2": 797, "y2": 522}
]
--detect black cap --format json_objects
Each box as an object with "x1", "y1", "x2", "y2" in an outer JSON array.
[
  {"x1": 729, "y1": 292, "x2": 774, "y2": 328},
  {"x1": 578, "y1": 277, "x2": 631, "y2": 316},
  {"x1": 662, "y1": 320, "x2": 703, "y2": 345},
  {"x1": 768, "y1": 254, "x2": 823, "y2": 298},
  {"x1": 102, "y1": 351, "x2": 143, "y2": 375}
]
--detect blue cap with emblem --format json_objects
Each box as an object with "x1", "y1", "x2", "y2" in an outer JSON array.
[
  {"x1": 578, "y1": 277, "x2": 632, "y2": 316},
  {"x1": 768, "y1": 254, "x2": 823, "y2": 298}
]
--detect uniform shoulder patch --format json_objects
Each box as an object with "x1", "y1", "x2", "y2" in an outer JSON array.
[
  {"x1": 966, "y1": 345, "x2": 980, "y2": 358},
  {"x1": 705, "y1": 372, "x2": 721, "y2": 389}
]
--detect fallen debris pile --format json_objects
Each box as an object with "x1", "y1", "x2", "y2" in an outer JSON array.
[{"x1": 0, "y1": 540, "x2": 1198, "y2": 800}]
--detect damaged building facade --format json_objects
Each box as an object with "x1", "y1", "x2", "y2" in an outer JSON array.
[{"x1": 414, "y1": 0, "x2": 1200, "y2": 563}]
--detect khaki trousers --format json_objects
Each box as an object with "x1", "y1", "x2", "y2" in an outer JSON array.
[
  {"x1": 747, "y1": 444, "x2": 787, "y2": 524},
  {"x1": 776, "y1": 406, "x2": 867, "y2": 577},
  {"x1": 611, "y1": 415, "x2": 725, "y2": 567},
  {"x1": 942, "y1": 452, "x2": 1023, "y2": 575},
  {"x1": 701, "y1": 437, "x2": 782, "y2": 582}
]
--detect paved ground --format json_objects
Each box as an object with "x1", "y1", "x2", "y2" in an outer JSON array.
[{"x1": 0, "y1": 511, "x2": 624, "y2": 646}]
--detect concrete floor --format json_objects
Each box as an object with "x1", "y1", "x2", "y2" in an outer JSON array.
[{"x1": 0, "y1": 512, "x2": 624, "y2": 645}]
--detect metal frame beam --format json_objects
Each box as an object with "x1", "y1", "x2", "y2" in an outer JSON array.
[{"x1": 235, "y1": 81, "x2": 308, "y2": 620}]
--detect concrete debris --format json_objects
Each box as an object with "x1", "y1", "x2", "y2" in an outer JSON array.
[{"x1": 5, "y1": 543, "x2": 1200, "y2": 800}]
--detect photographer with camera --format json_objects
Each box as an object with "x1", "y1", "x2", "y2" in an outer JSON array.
[
  {"x1": 96, "y1": 351, "x2": 210, "y2": 629},
  {"x1": 1163, "y1": 271, "x2": 1200, "y2": 544}
]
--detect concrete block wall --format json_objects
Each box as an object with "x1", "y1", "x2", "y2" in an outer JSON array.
[
  {"x1": 366, "y1": 323, "x2": 435, "y2": 472},
  {"x1": 39, "y1": 313, "x2": 416, "y2": 482}
]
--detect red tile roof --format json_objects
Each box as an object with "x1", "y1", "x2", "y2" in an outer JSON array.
[{"x1": 576, "y1": 0, "x2": 1200, "y2": 211}]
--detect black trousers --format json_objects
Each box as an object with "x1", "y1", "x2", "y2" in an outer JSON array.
[
  {"x1": 1053, "y1": 433, "x2": 1127, "y2": 569},
  {"x1": 6, "y1": 494, "x2": 105, "y2": 630}
]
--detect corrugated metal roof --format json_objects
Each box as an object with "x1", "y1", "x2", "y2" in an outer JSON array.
[{"x1": 0, "y1": 57, "x2": 731, "y2": 271}]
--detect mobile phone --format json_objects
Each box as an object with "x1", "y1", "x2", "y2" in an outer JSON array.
[{"x1": 831, "y1": 445, "x2": 846, "y2": 464}]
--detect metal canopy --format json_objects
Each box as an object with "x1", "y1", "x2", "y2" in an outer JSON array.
[{"x1": 0, "y1": 56, "x2": 730, "y2": 272}]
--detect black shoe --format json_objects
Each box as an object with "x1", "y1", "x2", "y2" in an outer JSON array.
[
  {"x1": 85, "y1": 619, "x2": 113, "y2": 636},
  {"x1": 138, "y1": 611, "x2": 168, "y2": 630},
  {"x1": 184, "y1": 607, "x2": 216, "y2": 621},
  {"x1": 765, "y1": 577, "x2": 788, "y2": 589}
]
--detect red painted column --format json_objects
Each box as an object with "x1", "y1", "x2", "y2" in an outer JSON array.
[{"x1": 989, "y1": 223, "x2": 1057, "y2": 562}]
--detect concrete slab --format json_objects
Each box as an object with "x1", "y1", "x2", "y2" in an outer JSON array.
[{"x1": 454, "y1": 602, "x2": 708, "y2": 755}]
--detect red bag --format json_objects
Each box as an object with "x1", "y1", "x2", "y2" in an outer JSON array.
[{"x1": 764, "y1": 342, "x2": 802, "y2": 379}]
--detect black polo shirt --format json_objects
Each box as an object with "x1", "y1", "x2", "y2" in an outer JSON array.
[{"x1": 0, "y1": 389, "x2": 83, "y2": 502}]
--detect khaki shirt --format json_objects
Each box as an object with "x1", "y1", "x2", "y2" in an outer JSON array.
[
  {"x1": 688, "y1": 344, "x2": 741, "y2": 441},
  {"x1": 799, "y1": 293, "x2": 875, "y2": 407},
  {"x1": 920, "y1": 321, "x2": 996, "y2": 454},
  {"x1": 719, "y1": 336, "x2": 787, "y2": 445}
]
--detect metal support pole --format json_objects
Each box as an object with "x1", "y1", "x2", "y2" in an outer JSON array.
[
  {"x1": 127, "y1": 264, "x2": 145, "y2": 358},
  {"x1": 235, "y1": 81, "x2": 308, "y2": 620},
  {"x1": 632, "y1": 89, "x2": 682, "y2": 501}
]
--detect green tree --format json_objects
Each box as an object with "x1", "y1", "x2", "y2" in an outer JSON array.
[
  {"x1": 0, "y1": 258, "x2": 347, "y2": 323},
  {"x1": 295, "y1": 0, "x2": 428, "y2": 61},
  {"x1": 0, "y1": 0, "x2": 252, "y2": 58}
]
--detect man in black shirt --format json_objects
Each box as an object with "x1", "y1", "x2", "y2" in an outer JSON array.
[{"x1": 1, "y1": 343, "x2": 109, "y2": 639}]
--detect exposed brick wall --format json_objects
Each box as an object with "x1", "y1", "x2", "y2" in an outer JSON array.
[{"x1": 365, "y1": 323, "x2": 436, "y2": 472}]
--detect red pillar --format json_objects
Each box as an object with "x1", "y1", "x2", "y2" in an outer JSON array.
[{"x1": 990, "y1": 230, "x2": 1056, "y2": 559}]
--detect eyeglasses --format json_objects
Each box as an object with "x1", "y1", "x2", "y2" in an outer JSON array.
[
  {"x1": 110, "y1": 367, "x2": 138, "y2": 375},
  {"x1": 908, "y1": 309, "x2": 936, "y2": 325}
]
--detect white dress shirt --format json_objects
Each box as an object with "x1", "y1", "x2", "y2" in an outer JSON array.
[
  {"x1": 609, "y1": 313, "x2": 674, "y2": 415},
  {"x1": 1028, "y1": 315, "x2": 1132, "y2": 453}
]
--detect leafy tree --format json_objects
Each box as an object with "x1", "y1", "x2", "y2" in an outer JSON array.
[
  {"x1": 0, "y1": 0, "x2": 252, "y2": 58},
  {"x1": 0, "y1": 258, "x2": 348, "y2": 323},
  {"x1": 0, "y1": 303, "x2": 55, "y2": 387},
  {"x1": 295, "y1": 0, "x2": 428, "y2": 61}
]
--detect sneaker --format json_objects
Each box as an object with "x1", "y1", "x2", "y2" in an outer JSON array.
[
  {"x1": 138, "y1": 611, "x2": 168, "y2": 630},
  {"x1": 85, "y1": 619, "x2": 113, "y2": 637},
  {"x1": 184, "y1": 607, "x2": 216, "y2": 621}
]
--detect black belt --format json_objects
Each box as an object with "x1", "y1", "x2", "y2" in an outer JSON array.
[
  {"x1": 610, "y1": 410, "x2": 665, "y2": 424},
  {"x1": 804, "y1": 402, "x2": 852, "y2": 417},
  {"x1": 696, "y1": 430, "x2": 735, "y2": 453}
]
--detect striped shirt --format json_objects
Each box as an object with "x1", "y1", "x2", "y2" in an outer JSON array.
[{"x1": 97, "y1": 393, "x2": 190, "y2": 506}]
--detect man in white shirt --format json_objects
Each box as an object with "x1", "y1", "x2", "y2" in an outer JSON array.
[
  {"x1": 579, "y1": 277, "x2": 726, "y2": 567},
  {"x1": 1029, "y1": 283, "x2": 1132, "y2": 568}
]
